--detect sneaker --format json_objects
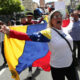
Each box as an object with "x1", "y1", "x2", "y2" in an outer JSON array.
[
  {"x1": 37, "y1": 67, "x2": 43, "y2": 71},
  {"x1": 2, "y1": 63, "x2": 8, "y2": 67},
  {"x1": 0, "y1": 63, "x2": 8, "y2": 70},
  {"x1": 27, "y1": 71, "x2": 32, "y2": 78}
]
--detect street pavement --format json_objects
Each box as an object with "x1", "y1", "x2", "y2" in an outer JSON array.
[{"x1": 0, "y1": 42, "x2": 52, "y2": 80}]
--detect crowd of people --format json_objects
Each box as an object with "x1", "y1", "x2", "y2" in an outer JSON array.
[
  {"x1": 0, "y1": 9, "x2": 44, "y2": 80},
  {"x1": 0, "y1": 5, "x2": 80, "y2": 80}
]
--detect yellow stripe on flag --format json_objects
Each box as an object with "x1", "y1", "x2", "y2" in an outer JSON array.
[
  {"x1": 4, "y1": 25, "x2": 27, "y2": 80},
  {"x1": 40, "y1": 28, "x2": 51, "y2": 39},
  {"x1": 44, "y1": 15, "x2": 48, "y2": 23}
]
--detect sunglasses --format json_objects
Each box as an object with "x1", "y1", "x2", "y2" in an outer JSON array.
[{"x1": 53, "y1": 15, "x2": 62, "y2": 19}]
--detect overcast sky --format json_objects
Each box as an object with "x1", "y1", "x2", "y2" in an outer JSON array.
[
  {"x1": 33, "y1": 0, "x2": 70, "y2": 5},
  {"x1": 33, "y1": 0, "x2": 58, "y2": 4}
]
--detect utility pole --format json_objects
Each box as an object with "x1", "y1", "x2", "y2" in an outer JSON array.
[
  {"x1": 70, "y1": 0, "x2": 73, "y2": 9},
  {"x1": 70, "y1": 0, "x2": 76, "y2": 12},
  {"x1": 70, "y1": 0, "x2": 77, "y2": 10}
]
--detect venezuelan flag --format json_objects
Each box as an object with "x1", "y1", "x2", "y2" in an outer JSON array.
[
  {"x1": 44, "y1": 15, "x2": 48, "y2": 23},
  {"x1": 62, "y1": 19, "x2": 70, "y2": 27},
  {"x1": 4, "y1": 21, "x2": 51, "y2": 80}
]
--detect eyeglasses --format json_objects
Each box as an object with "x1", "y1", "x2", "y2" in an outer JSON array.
[{"x1": 53, "y1": 15, "x2": 62, "y2": 19}]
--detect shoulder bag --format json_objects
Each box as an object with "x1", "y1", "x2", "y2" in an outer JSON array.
[{"x1": 52, "y1": 28, "x2": 79, "y2": 67}]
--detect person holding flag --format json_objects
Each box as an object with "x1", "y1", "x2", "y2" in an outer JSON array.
[
  {"x1": 21, "y1": 11, "x2": 44, "y2": 79},
  {"x1": 0, "y1": 11, "x2": 45, "y2": 79},
  {"x1": 0, "y1": 10, "x2": 79, "y2": 80}
]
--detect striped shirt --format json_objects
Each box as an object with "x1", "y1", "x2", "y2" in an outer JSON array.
[{"x1": 69, "y1": 21, "x2": 80, "y2": 41}]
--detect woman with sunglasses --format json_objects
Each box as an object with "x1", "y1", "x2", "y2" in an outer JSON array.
[{"x1": 0, "y1": 10, "x2": 79, "y2": 80}]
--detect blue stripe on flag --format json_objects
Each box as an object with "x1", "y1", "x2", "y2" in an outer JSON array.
[{"x1": 16, "y1": 21, "x2": 48, "y2": 74}]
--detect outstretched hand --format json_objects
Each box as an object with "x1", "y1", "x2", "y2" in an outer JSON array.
[{"x1": 0, "y1": 25, "x2": 10, "y2": 35}]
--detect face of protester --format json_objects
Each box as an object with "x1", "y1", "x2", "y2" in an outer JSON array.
[
  {"x1": 21, "y1": 18, "x2": 26, "y2": 24},
  {"x1": 51, "y1": 12, "x2": 62, "y2": 30},
  {"x1": 0, "y1": 21, "x2": 4, "y2": 25},
  {"x1": 66, "y1": 13, "x2": 69, "y2": 19},
  {"x1": 73, "y1": 12, "x2": 79, "y2": 22},
  {"x1": 26, "y1": 16, "x2": 33, "y2": 22}
]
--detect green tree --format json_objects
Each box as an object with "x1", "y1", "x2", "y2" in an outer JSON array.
[
  {"x1": 76, "y1": 4, "x2": 80, "y2": 10},
  {"x1": 0, "y1": 0, "x2": 25, "y2": 15}
]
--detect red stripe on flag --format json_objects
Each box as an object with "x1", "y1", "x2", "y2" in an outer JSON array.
[
  {"x1": 32, "y1": 51, "x2": 51, "y2": 71},
  {"x1": 62, "y1": 19, "x2": 70, "y2": 27}
]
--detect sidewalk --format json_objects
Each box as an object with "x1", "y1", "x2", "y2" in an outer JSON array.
[{"x1": 19, "y1": 67, "x2": 52, "y2": 80}]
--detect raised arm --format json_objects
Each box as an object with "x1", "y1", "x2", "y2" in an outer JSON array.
[
  {"x1": 0, "y1": 25, "x2": 10, "y2": 35},
  {"x1": 0, "y1": 25, "x2": 51, "y2": 42},
  {"x1": 10, "y1": 29, "x2": 51, "y2": 42}
]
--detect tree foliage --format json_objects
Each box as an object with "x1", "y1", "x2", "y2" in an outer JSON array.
[
  {"x1": 76, "y1": 4, "x2": 80, "y2": 10},
  {"x1": 0, "y1": 0, "x2": 25, "y2": 15}
]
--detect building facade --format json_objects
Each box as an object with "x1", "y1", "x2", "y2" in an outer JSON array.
[
  {"x1": 40, "y1": 0, "x2": 45, "y2": 8},
  {"x1": 20, "y1": 0, "x2": 33, "y2": 10},
  {"x1": 70, "y1": 0, "x2": 80, "y2": 9},
  {"x1": 32, "y1": 2, "x2": 38, "y2": 10}
]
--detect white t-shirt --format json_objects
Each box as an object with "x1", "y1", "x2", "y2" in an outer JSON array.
[{"x1": 48, "y1": 28, "x2": 73, "y2": 68}]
